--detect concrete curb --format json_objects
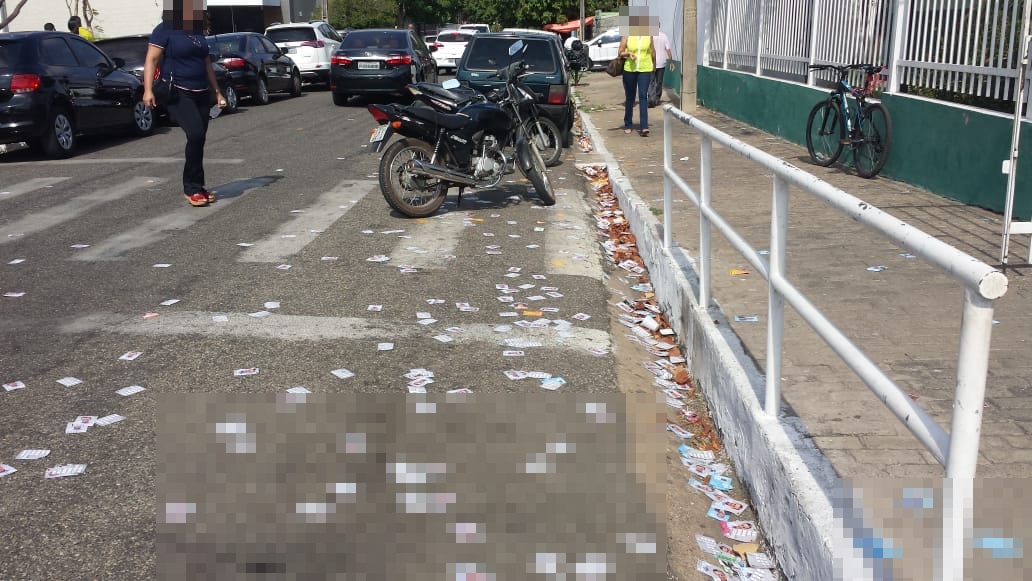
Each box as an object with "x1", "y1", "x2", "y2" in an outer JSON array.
[{"x1": 576, "y1": 108, "x2": 841, "y2": 580}]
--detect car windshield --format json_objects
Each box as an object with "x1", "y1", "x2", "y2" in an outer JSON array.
[
  {"x1": 94, "y1": 39, "x2": 147, "y2": 66},
  {"x1": 340, "y1": 31, "x2": 406, "y2": 50},
  {"x1": 207, "y1": 35, "x2": 247, "y2": 55},
  {"x1": 464, "y1": 37, "x2": 556, "y2": 73},
  {"x1": 436, "y1": 32, "x2": 472, "y2": 44},
  {"x1": 266, "y1": 27, "x2": 316, "y2": 43},
  {"x1": 0, "y1": 40, "x2": 23, "y2": 68}
]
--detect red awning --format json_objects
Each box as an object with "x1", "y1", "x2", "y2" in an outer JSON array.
[{"x1": 544, "y1": 16, "x2": 595, "y2": 34}]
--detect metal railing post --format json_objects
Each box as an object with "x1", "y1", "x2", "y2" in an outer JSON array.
[
  {"x1": 699, "y1": 137, "x2": 713, "y2": 309},
  {"x1": 807, "y1": 0, "x2": 820, "y2": 85},
  {"x1": 765, "y1": 176, "x2": 788, "y2": 416},
  {"x1": 664, "y1": 109, "x2": 673, "y2": 250},
  {"x1": 946, "y1": 288, "x2": 995, "y2": 477},
  {"x1": 755, "y1": 0, "x2": 766, "y2": 75},
  {"x1": 722, "y1": 0, "x2": 732, "y2": 69},
  {"x1": 887, "y1": 0, "x2": 911, "y2": 93}
]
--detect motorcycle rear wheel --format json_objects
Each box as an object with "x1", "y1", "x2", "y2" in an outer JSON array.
[
  {"x1": 518, "y1": 137, "x2": 556, "y2": 206},
  {"x1": 378, "y1": 138, "x2": 447, "y2": 218}
]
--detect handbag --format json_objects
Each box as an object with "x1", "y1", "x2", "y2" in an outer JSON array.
[{"x1": 606, "y1": 56, "x2": 626, "y2": 77}]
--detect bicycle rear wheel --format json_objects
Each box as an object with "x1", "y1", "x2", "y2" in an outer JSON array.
[
  {"x1": 805, "y1": 100, "x2": 844, "y2": 167},
  {"x1": 853, "y1": 103, "x2": 892, "y2": 179}
]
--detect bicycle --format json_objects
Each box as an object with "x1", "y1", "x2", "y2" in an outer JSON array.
[{"x1": 805, "y1": 63, "x2": 892, "y2": 179}]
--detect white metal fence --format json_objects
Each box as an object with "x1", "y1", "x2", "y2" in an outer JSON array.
[
  {"x1": 662, "y1": 103, "x2": 1009, "y2": 580},
  {"x1": 705, "y1": 0, "x2": 1032, "y2": 115}
]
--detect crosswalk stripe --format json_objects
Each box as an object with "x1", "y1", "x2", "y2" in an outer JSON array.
[
  {"x1": 58, "y1": 311, "x2": 612, "y2": 352},
  {"x1": 237, "y1": 179, "x2": 376, "y2": 263},
  {"x1": 388, "y1": 211, "x2": 470, "y2": 270},
  {"x1": 0, "y1": 178, "x2": 71, "y2": 201},
  {"x1": 0, "y1": 177, "x2": 163, "y2": 246},
  {"x1": 0, "y1": 158, "x2": 245, "y2": 167},
  {"x1": 72, "y1": 176, "x2": 277, "y2": 261},
  {"x1": 545, "y1": 189, "x2": 604, "y2": 280}
]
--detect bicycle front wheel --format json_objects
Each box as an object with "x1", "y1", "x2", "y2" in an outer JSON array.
[
  {"x1": 854, "y1": 103, "x2": 892, "y2": 179},
  {"x1": 805, "y1": 100, "x2": 844, "y2": 167}
]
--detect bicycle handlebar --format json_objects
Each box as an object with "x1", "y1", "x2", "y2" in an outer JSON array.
[{"x1": 808, "y1": 63, "x2": 884, "y2": 75}]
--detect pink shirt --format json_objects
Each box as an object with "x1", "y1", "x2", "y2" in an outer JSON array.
[{"x1": 653, "y1": 31, "x2": 671, "y2": 67}]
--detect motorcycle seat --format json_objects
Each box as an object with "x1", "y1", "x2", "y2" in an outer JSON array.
[
  {"x1": 406, "y1": 106, "x2": 470, "y2": 130},
  {"x1": 414, "y1": 83, "x2": 481, "y2": 111}
]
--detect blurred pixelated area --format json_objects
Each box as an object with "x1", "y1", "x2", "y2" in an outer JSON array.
[
  {"x1": 833, "y1": 478, "x2": 1029, "y2": 580},
  {"x1": 156, "y1": 393, "x2": 666, "y2": 579}
]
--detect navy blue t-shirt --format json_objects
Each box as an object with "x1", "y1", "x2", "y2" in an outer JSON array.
[{"x1": 149, "y1": 21, "x2": 210, "y2": 92}]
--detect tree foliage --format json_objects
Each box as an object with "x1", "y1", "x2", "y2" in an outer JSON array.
[{"x1": 328, "y1": 0, "x2": 620, "y2": 31}]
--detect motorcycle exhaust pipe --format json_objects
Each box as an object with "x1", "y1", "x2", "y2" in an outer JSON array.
[{"x1": 410, "y1": 159, "x2": 479, "y2": 187}]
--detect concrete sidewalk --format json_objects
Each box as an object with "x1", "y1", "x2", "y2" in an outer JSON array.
[{"x1": 573, "y1": 71, "x2": 1032, "y2": 577}]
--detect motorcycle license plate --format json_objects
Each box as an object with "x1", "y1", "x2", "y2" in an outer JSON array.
[{"x1": 370, "y1": 124, "x2": 389, "y2": 143}]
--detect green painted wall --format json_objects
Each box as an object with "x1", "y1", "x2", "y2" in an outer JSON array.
[{"x1": 697, "y1": 66, "x2": 1032, "y2": 220}]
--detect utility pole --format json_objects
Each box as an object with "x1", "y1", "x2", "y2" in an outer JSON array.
[
  {"x1": 681, "y1": 0, "x2": 698, "y2": 112},
  {"x1": 578, "y1": 0, "x2": 585, "y2": 41}
]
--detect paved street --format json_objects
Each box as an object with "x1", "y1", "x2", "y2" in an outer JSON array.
[{"x1": 0, "y1": 89, "x2": 668, "y2": 579}]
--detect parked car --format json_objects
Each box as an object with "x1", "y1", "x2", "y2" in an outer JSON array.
[
  {"x1": 206, "y1": 32, "x2": 302, "y2": 105},
  {"x1": 458, "y1": 24, "x2": 490, "y2": 34},
  {"x1": 454, "y1": 31, "x2": 575, "y2": 147},
  {"x1": 432, "y1": 30, "x2": 473, "y2": 74},
  {"x1": 264, "y1": 21, "x2": 342, "y2": 84},
  {"x1": 328, "y1": 28, "x2": 437, "y2": 106},
  {"x1": 585, "y1": 28, "x2": 621, "y2": 70},
  {"x1": 0, "y1": 31, "x2": 154, "y2": 158},
  {"x1": 423, "y1": 34, "x2": 437, "y2": 46},
  {"x1": 93, "y1": 34, "x2": 238, "y2": 118}
]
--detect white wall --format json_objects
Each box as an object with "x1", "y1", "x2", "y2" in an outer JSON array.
[{"x1": 6, "y1": 0, "x2": 163, "y2": 38}]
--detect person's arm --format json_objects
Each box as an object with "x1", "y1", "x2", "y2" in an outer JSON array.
[
  {"x1": 651, "y1": 43, "x2": 657, "y2": 69},
  {"x1": 142, "y1": 44, "x2": 163, "y2": 109},
  {"x1": 205, "y1": 55, "x2": 226, "y2": 108},
  {"x1": 618, "y1": 38, "x2": 629, "y2": 60}
]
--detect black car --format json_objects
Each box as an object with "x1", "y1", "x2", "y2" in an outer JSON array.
[
  {"x1": 0, "y1": 31, "x2": 154, "y2": 158},
  {"x1": 329, "y1": 28, "x2": 437, "y2": 106},
  {"x1": 205, "y1": 32, "x2": 302, "y2": 105},
  {"x1": 93, "y1": 34, "x2": 238, "y2": 117},
  {"x1": 455, "y1": 31, "x2": 575, "y2": 147}
]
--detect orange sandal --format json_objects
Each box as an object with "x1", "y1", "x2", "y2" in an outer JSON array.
[{"x1": 185, "y1": 192, "x2": 209, "y2": 207}]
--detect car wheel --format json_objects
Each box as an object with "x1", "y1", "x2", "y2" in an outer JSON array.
[
  {"x1": 132, "y1": 98, "x2": 155, "y2": 135},
  {"x1": 223, "y1": 85, "x2": 238, "y2": 113},
  {"x1": 38, "y1": 107, "x2": 76, "y2": 158},
  {"x1": 254, "y1": 76, "x2": 270, "y2": 105},
  {"x1": 289, "y1": 69, "x2": 302, "y2": 97},
  {"x1": 332, "y1": 92, "x2": 349, "y2": 106},
  {"x1": 587, "y1": 58, "x2": 594, "y2": 71}
]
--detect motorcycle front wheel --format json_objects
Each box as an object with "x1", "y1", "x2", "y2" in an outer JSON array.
[
  {"x1": 522, "y1": 116, "x2": 563, "y2": 167},
  {"x1": 378, "y1": 138, "x2": 447, "y2": 218},
  {"x1": 516, "y1": 137, "x2": 556, "y2": 206}
]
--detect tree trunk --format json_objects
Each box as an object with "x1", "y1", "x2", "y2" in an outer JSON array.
[{"x1": 0, "y1": 0, "x2": 32, "y2": 30}]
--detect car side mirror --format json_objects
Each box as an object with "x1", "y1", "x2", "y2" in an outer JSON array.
[{"x1": 112, "y1": 57, "x2": 126, "y2": 69}]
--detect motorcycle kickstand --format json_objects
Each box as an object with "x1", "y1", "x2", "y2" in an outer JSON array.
[{"x1": 457, "y1": 186, "x2": 465, "y2": 206}]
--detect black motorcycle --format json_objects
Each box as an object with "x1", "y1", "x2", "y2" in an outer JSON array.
[
  {"x1": 566, "y1": 40, "x2": 589, "y2": 86},
  {"x1": 366, "y1": 40, "x2": 555, "y2": 218}
]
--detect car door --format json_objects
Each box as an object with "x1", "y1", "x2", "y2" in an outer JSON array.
[
  {"x1": 68, "y1": 36, "x2": 131, "y2": 128},
  {"x1": 258, "y1": 35, "x2": 289, "y2": 91},
  {"x1": 408, "y1": 32, "x2": 434, "y2": 82},
  {"x1": 40, "y1": 36, "x2": 101, "y2": 130},
  {"x1": 320, "y1": 24, "x2": 342, "y2": 62}
]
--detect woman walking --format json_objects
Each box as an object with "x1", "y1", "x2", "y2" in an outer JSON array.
[
  {"x1": 142, "y1": 2, "x2": 227, "y2": 207},
  {"x1": 617, "y1": 15, "x2": 656, "y2": 137}
]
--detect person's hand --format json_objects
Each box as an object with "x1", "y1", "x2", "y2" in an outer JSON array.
[
  {"x1": 215, "y1": 91, "x2": 227, "y2": 109},
  {"x1": 668, "y1": 62, "x2": 675, "y2": 72},
  {"x1": 142, "y1": 90, "x2": 156, "y2": 109}
]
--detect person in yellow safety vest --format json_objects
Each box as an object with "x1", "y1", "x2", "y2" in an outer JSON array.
[
  {"x1": 67, "y1": 16, "x2": 95, "y2": 41},
  {"x1": 617, "y1": 12, "x2": 656, "y2": 137}
]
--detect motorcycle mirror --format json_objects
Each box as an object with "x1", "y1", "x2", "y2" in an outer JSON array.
[
  {"x1": 441, "y1": 79, "x2": 461, "y2": 90},
  {"x1": 508, "y1": 40, "x2": 525, "y2": 56}
]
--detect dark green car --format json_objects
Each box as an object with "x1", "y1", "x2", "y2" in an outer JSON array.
[{"x1": 455, "y1": 31, "x2": 575, "y2": 147}]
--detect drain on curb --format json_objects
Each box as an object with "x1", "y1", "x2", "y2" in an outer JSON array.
[{"x1": 578, "y1": 162, "x2": 783, "y2": 581}]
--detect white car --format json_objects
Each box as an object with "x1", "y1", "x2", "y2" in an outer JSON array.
[
  {"x1": 458, "y1": 23, "x2": 490, "y2": 34},
  {"x1": 586, "y1": 28, "x2": 622, "y2": 70},
  {"x1": 265, "y1": 21, "x2": 343, "y2": 84},
  {"x1": 433, "y1": 30, "x2": 474, "y2": 74}
]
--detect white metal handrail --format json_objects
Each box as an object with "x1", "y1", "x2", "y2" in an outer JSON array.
[{"x1": 661, "y1": 103, "x2": 1008, "y2": 580}]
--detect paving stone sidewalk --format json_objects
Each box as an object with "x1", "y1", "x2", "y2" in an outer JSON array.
[{"x1": 573, "y1": 71, "x2": 1032, "y2": 482}]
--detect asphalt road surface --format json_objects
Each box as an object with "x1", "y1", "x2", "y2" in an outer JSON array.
[{"x1": 0, "y1": 88, "x2": 665, "y2": 579}]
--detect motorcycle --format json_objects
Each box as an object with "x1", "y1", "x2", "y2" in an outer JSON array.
[
  {"x1": 366, "y1": 40, "x2": 556, "y2": 218},
  {"x1": 405, "y1": 67, "x2": 564, "y2": 168},
  {"x1": 566, "y1": 40, "x2": 589, "y2": 86}
]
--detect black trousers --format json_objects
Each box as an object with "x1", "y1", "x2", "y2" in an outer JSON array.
[{"x1": 167, "y1": 88, "x2": 210, "y2": 195}]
